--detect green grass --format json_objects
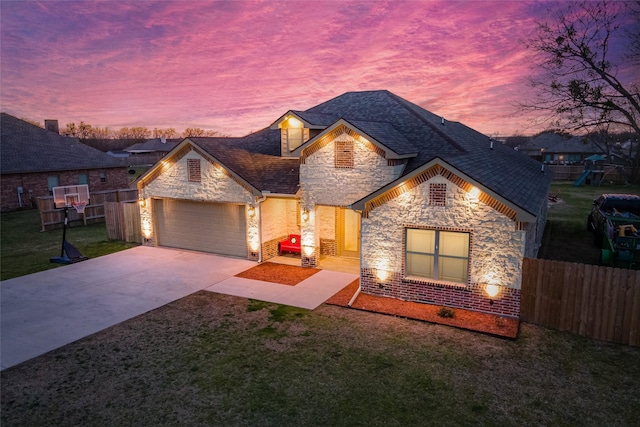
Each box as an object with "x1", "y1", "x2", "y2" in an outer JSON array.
[
  {"x1": 538, "y1": 182, "x2": 640, "y2": 264},
  {"x1": 1, "y1": 209, "x2": 139, "y2": 280},
  {"x1": 2, "y1": 293, "x2": 639, "y2": 426}
]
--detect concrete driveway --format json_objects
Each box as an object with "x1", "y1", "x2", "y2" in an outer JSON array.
[{"x1": 0, "y1": 246, "x2": 357, "y2": 370}]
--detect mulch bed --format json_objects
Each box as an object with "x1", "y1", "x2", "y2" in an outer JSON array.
[
  {"x1": 237, "y1": 263, "x2": 519, "y2": 338},
  {"x1": 235, "y1": 262, "x2": 320, "y2": 286},
  {"x1": 326, "y1": 280, "x2": 520, "y2": 339}
]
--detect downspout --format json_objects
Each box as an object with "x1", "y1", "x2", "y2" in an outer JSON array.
[
  {"x1": 255, "y1": 192, "x2": 268, "y2": 263},
  {"x1": 347, "y1": 286, "x2": 361, "y2": 307}
]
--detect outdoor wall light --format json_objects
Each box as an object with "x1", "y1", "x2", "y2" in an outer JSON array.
[
  {"x1": 301, "y1": 209, "x2": 309, "y2": 222},
  {"x1": 248, "y1": 205, "x2": 256, "y2": 217},
  {"x1": 484, "y1": 283, "x2": 500, "y2": 298},
  {"x1": 376, "y1": 268, "x2": 389, "y2": 282},
  {"x1": 468, "y1": 186, "x2": 481, "y2": 202},
  {"x1": 303, "y1": 245, "x2": 314, "y2": 256},
  {"x1": 138, "y1": 197, "x2": 146, "y2": 208}
]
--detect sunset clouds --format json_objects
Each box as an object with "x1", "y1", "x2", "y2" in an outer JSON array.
[{"x1": 0, "y1": 1, "x2": 624, "y2": 136}]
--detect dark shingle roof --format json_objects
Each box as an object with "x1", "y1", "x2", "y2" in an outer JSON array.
[
  {"x1": 190, "y1": 129, "x2": 299, "y2": 194},
  {"x1": 305, "y1": 90, "x2": 551, "y2": 217},
  {"x1": 1, "y1": 113, "x2": 126, "y2": 174},
  {"x1": 183, "y1": 90, "x2": 550, "y2": 216}
]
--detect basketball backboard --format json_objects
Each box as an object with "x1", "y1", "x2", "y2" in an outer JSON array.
[{"x1": 52, "y1": 184, "x2": 90, "y2": 209}]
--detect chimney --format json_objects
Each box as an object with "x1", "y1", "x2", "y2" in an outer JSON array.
[
  {"x1": 45, "y1": 120, "x2": 59, "y2": 134},
  {"x1": 161, "y1": 136, "x2": 167, "y2": 143}
]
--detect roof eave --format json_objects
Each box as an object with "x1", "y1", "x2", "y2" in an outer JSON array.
[
  {"x1": 293, "y1": 119, "x2": 412, "y2": 160},
  {"x1": 350, "y1": 157, "x2": 538, "y2": 222},
  {"x1": 269, "y1": 111, "x2": 326, "y2": 130},
  {"x1": 136, "y1": 138, "x2": 262, "y2": 197}
]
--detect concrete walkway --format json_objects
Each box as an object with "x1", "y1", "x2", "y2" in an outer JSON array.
[{"x1": 0, "y1": 246, "x2": 357, "y2": 370}]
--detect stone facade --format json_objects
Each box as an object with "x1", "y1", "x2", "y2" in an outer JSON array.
[
  {"x1": 299, "y1": 133, "x2": 403, "y2": 265},
  {"x1": 139, "y1": 150, "x2": 255, "y2": 253},
  {"x1": 300, "y1": 132, "x2": 404, "y2": 208},
  {"x1": 359, "y1": 173, "x2": 526, "y2": 318}
]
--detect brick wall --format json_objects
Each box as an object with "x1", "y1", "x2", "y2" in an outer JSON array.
[
  {"x1": 360, "y1": 268, "x2": 521, "y2": 318},
  {"x1": 1, "y1": 168, "x2": 129, "y2": 211},
  {"x1": 320, "y1": 238, "x2": 336, "y2": 256}
]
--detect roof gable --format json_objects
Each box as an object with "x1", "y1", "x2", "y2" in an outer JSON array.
[
  {"x1": 296, "y1": 120, "x2": 418, "y2": 161},
  {"x1": 351, "y1": 157, "x2": 538, "y2": 222}
]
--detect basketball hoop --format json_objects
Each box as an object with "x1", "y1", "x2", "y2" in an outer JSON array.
[{"x1": 72, "y1": 201, "x2": 87, "y2": 214}]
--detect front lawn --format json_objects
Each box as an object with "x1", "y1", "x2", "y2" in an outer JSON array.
[
  {"x1": 538, "y1": 182, "x2": 640, "y2": 264},
  {"x1": 2, "y1": 292, "x2": 639, "y2": 426},
  {"x1": 0, "y1": 209, "x2": 138, "y2": 280}
]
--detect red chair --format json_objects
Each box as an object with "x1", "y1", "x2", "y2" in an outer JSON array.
[{"x1": 279, "y1": 234, "x2": 301, "y2": 254}]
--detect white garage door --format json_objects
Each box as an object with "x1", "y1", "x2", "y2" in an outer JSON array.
[{"x1": 154, "y1": 199, "x2": 247, "y2": 257}]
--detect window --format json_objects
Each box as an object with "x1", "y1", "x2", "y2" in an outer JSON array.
[
  {"x1": 99, "y1": 172, "x2": 106, "y2": 183},
  {"x1": 335, "y1": 140, "x2": 354, "y2": 169},
  {"x1": 78, "y1": 174, "x2": 88, "y2": 185},
  {"x1": 287, "y1": 128, "x2": 304, "y2": 151},
  {"x1": 187, "y1": 159, "x2": 201, "y2": 182},
  {"x1": 47, "y1": 176, "x2": 60, "y2": 194},
  {"x1": 405, "y1": 228, "x2": 470, "y2": 284},
  {"x1": 429, "y1": 183, "x2": 446, "y2": 206}
]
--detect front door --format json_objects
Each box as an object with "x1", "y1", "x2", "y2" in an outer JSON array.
[{"x1": 338, "y1": 208, "x2": 360, "y2": 258}]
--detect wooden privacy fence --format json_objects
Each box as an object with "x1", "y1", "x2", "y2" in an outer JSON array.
[
  {"x1": 38, "y1": 188, "x2": 138, "y2": 231},
  {"x1": 520, "y1": 258, "x2": 640, "y2": 346},
  {"x1": 104, "y1": 201, "x2": 141, "y2": 243}
]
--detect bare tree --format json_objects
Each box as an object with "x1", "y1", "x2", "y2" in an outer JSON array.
[
  {"x1": 63, "y1": 122, "x2": 94, "y2": 139},
  {"x1": 182, "y1": 128, "x2": 220, "y2": 138},
  {"x1": 524, "y1": 1, "x2": 640, "y2": 179},
  {"x1": 115, "y1": 127, "x2": 151, "y2": 139},
  {"x1": 153, "y1": 128, "x2": 179, "y2": 139}
]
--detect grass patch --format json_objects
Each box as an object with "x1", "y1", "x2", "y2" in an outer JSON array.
[
  {"x1": 538, "y1": 182, "x2": 640, "y2": 264},
  {"x1": 1, "y1": 209, "x2": 138, "y2": 280},
  {"x1": 2, "y1": 292, "x2": 638, "y2": 426}
]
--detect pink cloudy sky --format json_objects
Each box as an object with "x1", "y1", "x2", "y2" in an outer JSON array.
[{"x1": 0, "y1": 1, "x2": 631, "y2": 137}]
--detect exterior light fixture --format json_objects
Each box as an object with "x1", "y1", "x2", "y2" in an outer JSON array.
[
  {"x1": 376, "y1": 269, "x2": 389, "y2": 282},
  {"x1": 301, "y1": 209, "x2": 309, "y2": 222},
  {"x1": 468, "y1": 186, "x2": 480, "y2": 203},
  {"x1": 485, "y1": 284, "x2": 500, "y2": 298},
  {"x1": 287, "y1": 116, "x2": 303, "y2": 128},
  {"x1": 248, "y1": 205, "x2": 256, "y2": 217},
  {"x1": 303, "y1": 245, "x2": 314, "y2": 256}
]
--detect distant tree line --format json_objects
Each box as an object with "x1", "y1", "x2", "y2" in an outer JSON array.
[{"x1": 60, "y1": 122, "x2": 225, "y2": 139}]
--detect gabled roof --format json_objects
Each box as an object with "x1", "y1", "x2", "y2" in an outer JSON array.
[
  {"x1": 1, "y1": 113, "x2": 126, "y2": 174},
  {"x1": 139, "y1": 90, "x2": 551, "y2": 217},
  {"x1": 300, "y1": 90, "x2": 551, "y2": 218},
  {"x1": 191, "y1": 130, "x2": 299, "y2": 195}
]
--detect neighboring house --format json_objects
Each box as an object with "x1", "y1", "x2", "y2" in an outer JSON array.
[
  {"x1": 136, "y1": 90, "x2": 551, "y2": 318},
  {"x1": 125, "y1": 138, "x2": 181, "y2": 165},
  {"x1": 1, "y1": 113, "x2": 129, "y2": 211},
  {"x1": 518, "y1": 132, "x2": 605, "y2": 164}
]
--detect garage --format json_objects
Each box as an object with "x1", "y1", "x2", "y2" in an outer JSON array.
[{"x1": 153, "y1": 199, "x2": 247, "y2": 257}]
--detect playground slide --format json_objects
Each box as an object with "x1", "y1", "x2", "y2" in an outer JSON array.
[{"x1": 573, "y1": 170, "x2": 591, "y2": 187}]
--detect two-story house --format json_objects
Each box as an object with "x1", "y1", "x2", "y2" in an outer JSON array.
[{"x1": 136, "y1": 91, "x2": 551, "y2": 318}]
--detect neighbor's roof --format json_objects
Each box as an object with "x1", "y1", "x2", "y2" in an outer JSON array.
[
  {"x1": 126, "y1": 138, "x2": 181, "y2": 153},
  {"x1": 1, "y1": 113, "x2": 126, "y2": 174},
  {"x1": 528, "y1": 133, "x2": 605, "y2": 154}
]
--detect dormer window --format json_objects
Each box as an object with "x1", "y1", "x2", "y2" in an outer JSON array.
[
  {"x1": 286, "y1": 128, "x2": 305, "y2": 151},
  {"x1": 281, "y1": 115, "x2": 309, "y2": 152}
]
